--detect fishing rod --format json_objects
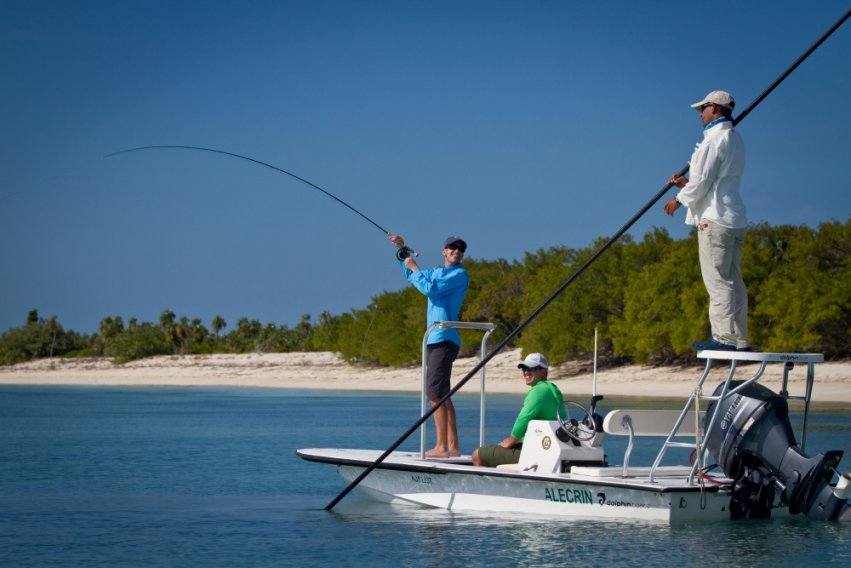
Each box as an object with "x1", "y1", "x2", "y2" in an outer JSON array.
[
  {"x1": 104, "y1": 145, "x2": 419, "y2": 260},
  {"x1": 324, "y1": 7, "x2": 851, "y2": 511}
]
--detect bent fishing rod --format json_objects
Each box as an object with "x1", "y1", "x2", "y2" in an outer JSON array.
[
  {"x1": 324, "y1": 7, "x2": 851, "y2": 512},
  {"x1": 104, "y1": 145, "x2": 419, "y2": 260}
]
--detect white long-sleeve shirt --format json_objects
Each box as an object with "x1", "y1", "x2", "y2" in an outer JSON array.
[{"x1": 676, "y1": 119, "x2": 747, "y2": 229}]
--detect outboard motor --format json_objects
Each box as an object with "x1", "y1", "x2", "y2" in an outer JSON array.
[{"x1": 704, "y1": 381, "x2": 849, "y2": 521}]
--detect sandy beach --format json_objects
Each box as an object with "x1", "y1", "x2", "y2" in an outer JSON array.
[{"x1": 1, "y1": 348, "x2": 848, "y2": 404}]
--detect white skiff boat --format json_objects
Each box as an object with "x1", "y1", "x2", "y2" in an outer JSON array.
[{"x1": 297, "y1": 322, "x2": 850, "y2": 523}]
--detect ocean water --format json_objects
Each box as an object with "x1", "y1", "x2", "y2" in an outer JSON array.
[{"x1": 1, "y1": 386, "x2": 849, "y2": 567}]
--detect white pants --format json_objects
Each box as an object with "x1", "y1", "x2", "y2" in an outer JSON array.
[{"x1": 697, "y1": 221, "x2": 749, "y2": 348}]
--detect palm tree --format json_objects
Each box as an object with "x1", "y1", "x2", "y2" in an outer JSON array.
[
  {"x1": 159, "y1": 310, "x2": 177, "y2": 352},
  {"x1": 176, "y1": 316, "x2": 191, "y2": 355},
  {"x1": 211, "y1": 315, "x2": 226, "y2": 337},
  {"x1": 99, "y1": 316, "x2": 124, "y2": 338},
  {"x1": 47, "y1": 316, "x2": 60, "y2": 358}
]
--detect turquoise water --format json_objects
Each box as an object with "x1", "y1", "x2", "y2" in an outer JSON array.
[{"x1": 1, "y1": 386, "x2": 849, "y2": 567}]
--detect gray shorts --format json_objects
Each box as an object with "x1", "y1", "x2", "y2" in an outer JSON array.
[{"x1": 426, "y1": 340, "x2": 460, "y2": 400}]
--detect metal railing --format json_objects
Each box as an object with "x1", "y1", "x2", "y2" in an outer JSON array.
[
  {"x1": 647, "y1": 351, "x2": 823, "y2": 484},
  {"x1": 419, "y1": 321, "x2": 496, "y2": 458}
]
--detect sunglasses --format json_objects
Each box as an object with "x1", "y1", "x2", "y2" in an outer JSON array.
[
  {"x1": 520, "y1": 366, "x2": 543, "y2": 372},
  {"x1": 446, "y1": 243, "x2": 466, "y2": 252}
]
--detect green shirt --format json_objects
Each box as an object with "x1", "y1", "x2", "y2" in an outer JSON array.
[{"x1": 510, "y1": 380, "x2": 564, "y2": 440}]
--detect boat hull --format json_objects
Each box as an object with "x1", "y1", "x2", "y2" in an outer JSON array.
[{"x1": 299, "y1": 448, "x2": 745, "y2": 523}]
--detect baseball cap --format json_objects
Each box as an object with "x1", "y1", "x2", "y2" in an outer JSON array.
[
  {"x1": 444, "y1": 236, "x2": 467, "y2": 249},
  {"x1": 690, "y1": 90, "x2": 735, "y2": 111},
  {"x1": 518, "y1": 352, "x2": 549, "y2": 369}
]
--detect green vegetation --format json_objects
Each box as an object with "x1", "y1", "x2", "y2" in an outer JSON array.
[{"x1": 2, "y1": 221, "x2": 848, "y2": 367}]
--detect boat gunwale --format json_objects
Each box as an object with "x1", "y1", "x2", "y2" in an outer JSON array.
[{"x1": 296, "y1": 448, "x2": 727, "y2": 493}]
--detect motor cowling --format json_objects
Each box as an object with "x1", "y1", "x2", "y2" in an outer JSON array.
[{"x1": 704, "y1": 381, "x2": 848, "y2": 521}]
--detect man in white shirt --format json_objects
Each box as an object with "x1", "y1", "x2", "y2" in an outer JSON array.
[{"x1": 664, "y1": 90, "x2": 750, "y2": 352}]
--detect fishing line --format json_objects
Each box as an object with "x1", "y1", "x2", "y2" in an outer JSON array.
[
  {"x1": 0, "y1": 157, "x2": 104, "y2": 203},
  {"x1": 104, "y1": 145, "x2": 418, "y2": 259},
  {"x1": 324, "y1": 7, "x2": 851, "y2": 511}
]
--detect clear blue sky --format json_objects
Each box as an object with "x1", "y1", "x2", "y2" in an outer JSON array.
[{"x1": 2, "y1": 1, "x2": 849, "y2": 335}]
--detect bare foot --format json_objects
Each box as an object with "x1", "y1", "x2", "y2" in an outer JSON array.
[
  {"x1": 425, "y1": 447, "x2": 462, "y2": 458},
  {"x1": 425, "y1": 448, "x2": 450, "y2": 458}
]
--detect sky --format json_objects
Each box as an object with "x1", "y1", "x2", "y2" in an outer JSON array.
[{"x1": 2, "y1": 1, "x2": 850, "y2": 336}]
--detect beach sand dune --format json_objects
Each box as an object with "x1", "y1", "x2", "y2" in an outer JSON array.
[{"x1": 1, "y1": 349, "x2": 848, "y2": 403}]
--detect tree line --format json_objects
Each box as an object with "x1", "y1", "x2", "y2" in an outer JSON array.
[{"x1": 2, "y1": 220, "x2": 848, "y2": 367}]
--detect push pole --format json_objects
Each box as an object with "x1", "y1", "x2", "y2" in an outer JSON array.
[{"x1": 324, "y1": 8, "x2": 851, "y2": 512}]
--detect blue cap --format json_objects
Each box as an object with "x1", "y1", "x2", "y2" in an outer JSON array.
[{"x1": 444, "y1": 236, "x2": 467, "y2": 248}]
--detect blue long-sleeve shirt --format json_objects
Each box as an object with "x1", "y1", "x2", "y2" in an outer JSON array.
[{"x1": 400, "y1": 262, "x2": 469, "y2": 346}]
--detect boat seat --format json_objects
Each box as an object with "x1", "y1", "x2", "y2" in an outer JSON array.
[
  {"x1": 603, "y1": 409, "x2": 704, "y2": 437},
  {"x1": 603, "y1": 409, "x2": 704, "y2": 478}
]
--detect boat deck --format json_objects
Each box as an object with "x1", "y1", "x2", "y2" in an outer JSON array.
[{"x1": 297, "y1": 447, "x2": 733, "y2": 492}]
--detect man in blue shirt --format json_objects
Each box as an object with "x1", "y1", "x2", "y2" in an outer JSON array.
[{"x1": 389, "y1": 234, "x2": 469, "y2": 458}]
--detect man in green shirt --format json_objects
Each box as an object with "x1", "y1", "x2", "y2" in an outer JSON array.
[{"x1": 472, "y1": 352, "x2": 564, "y2": 467}]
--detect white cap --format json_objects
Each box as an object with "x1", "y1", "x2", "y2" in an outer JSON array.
[
  {"x1": 690, "y1": 90, "x2": 735, "y2": 111},
  {"x1": 517, "y1": 352, "x2": 549, "y2": 369}
]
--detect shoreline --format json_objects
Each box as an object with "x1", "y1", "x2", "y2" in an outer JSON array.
[{"x1": 1, "y1": 349, "x2": 849, "y2": 404}]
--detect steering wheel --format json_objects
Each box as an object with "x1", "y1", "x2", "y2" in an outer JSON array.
[{"x1": 556, "y1": 400, "x2": 597, "y2": 442}]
